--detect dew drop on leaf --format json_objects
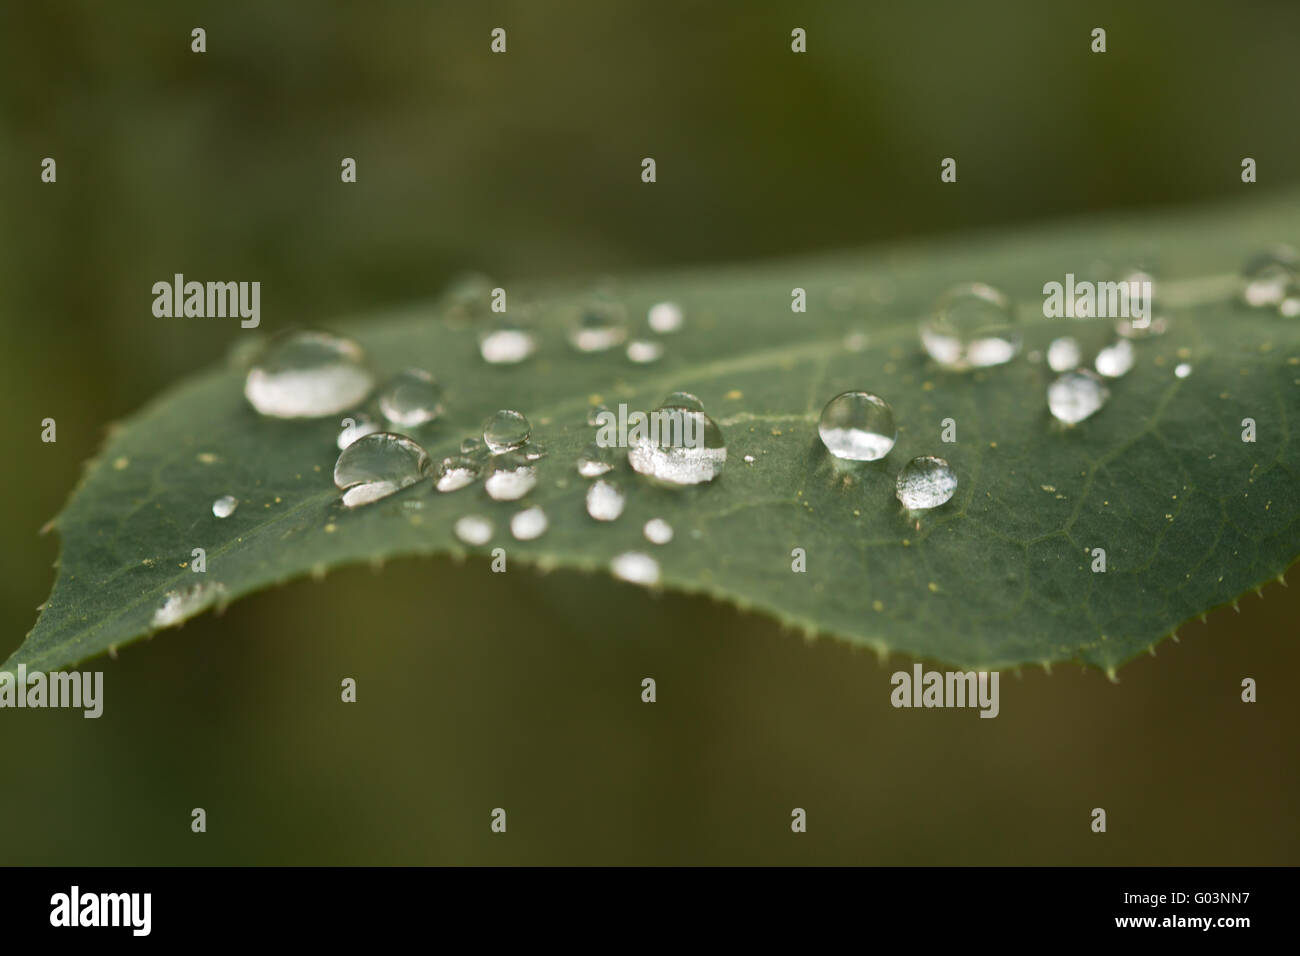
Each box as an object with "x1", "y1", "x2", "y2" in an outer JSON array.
[
  {"x1": 1094, "y1": 339, "x2": 1135, "y2": 378},
  {"x1": 817, "y1": 391, "x2": 897, "y2": 462},
  {"x1": 647, "y1": 301, "x2": 684, "y2": 333},
  {"x1": 435, "y1": 455, "x2": 481, "y2": 493},
  {"x1": 643, "y1": 517, "x2": 674, "y2": 544},
  {"x1": 585, "y1": 479, "x2": 625, "y2": 521},
  {"x1": 611, "y1": 551, "x2": 660, "y2": 586},
  {"x1": 627, "y1": 404, "x2": 727, "y2": 486},
  {"x1": 1241, "y1": 246, "x2": 1297, "y2": 307},
  {"x1": 510, "y1": 506, "x2": 548, "y2": 541},
  {"x1": 895, "y1": 456, "x2": 958, "y2": 511},
  {"x1": 333, "y1": 433, "x2": 430, "y2": 508},
  {"x1": 1047, "y1": 336, "x2": 1080, "y2": 372},
  {"x1": 244, "y1": 330, "x2": 374, "y2": 418},
  {"x1": 211, "y1": 495, "x2": 238, "y2": 518},
  {"x1": 576, "y1": 443, "x2": 614, "y2": 477},
  {"x1": 484, "y1": 451, "x2": 537, "y2": 501},
  {"x1": 482, "y1": 409, "x2": 531, "y2": 453},
  {"x1": 1048, "y1": 370, "x2": 1109, "y2": 424},
  {"x1": 919, "y1": 283, "x2": 1020, "y2": 370},
  {"x1": 454, "y1": 514, "x2": 493, "y2": 546},
  {"x1": 478, "y1": 320, "x2": 538, "y2": 364},
  {"x1": 378, "y1": 368, "x2": 444, "y2": 427}
]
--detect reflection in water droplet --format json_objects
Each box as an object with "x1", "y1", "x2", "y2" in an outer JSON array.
[
  {"x1": 586, "y1": 479, "x2": 625, "y2": 521},
  {"x1": 577, "y1": 443, "x2": 614, "y2": 477},
  {"x1": 511, "y1": 506, "x2": 548, "y2": 540},
  {"x1": 1047, "y1": 337, "x2": 1080, "y2": 372},
  {"x1": 378, "y1": 368, "x2": 444, "y2": 426},
  {"x1": 1094, "y1": 339, "x2": 1135, "y2": 378},
  {"x1": 661, "y1": 391, "x2": 703, "y2": 412},
  {"x1": 522, "y1": 442, "x2": 547, "y2": 461},
  {"x1": 611, "y1": 551, "x2": 661, "y2": 586},
  {"x1": 484, "y1": 452, "x2": 538, "y2": 501},
  {"x1": 627, "y1": 404, "x2": 727, "y2": 486},
  {"x1": 920, "y1": 283, "x2": 1020, "y2": 370},
  {"x1": 151, "y1": 582, "x2": 226, "y2": 629},
  {"x1": 244, "y1": 331, "x2": 374, "y2": 418},
  {"x1": 479, "y1": 321, "x2": 538, "y2": 364},
  {"x1": 568, "y1": 302, "x2": 628, "y2": 352},
  {"x1": 1241, "y1": 247, "x2": 1297, "y2": 307},
  {"x1": 627, "y1": 339, "x2": 664, "y2": 363},
  {"x1": 643, "y1": 518, "x2": 674, "y2": 544},
  {"x1": 895, "y1": 456, "x2": 958, "y2": 511},
  {"x1": 648, "y1": 301, "x2": 684, "y2": 333},
  {"x1": 1048, "y1": 370, "x2": 1109, "y2": 424},
  {"x1": 818, "y1": 391, "x2": 896, "y2": 461},
  {"x1": 454, "y1": 515, "x2": 493, "y2": 545},
  {"x1": 334, "y1": 433, "x2": 430, "y2": 508},
  {"x1": 1175, "y1": 362, "x2": 1192, "y2": 378},
  {"x1": 482, "y1": 409, "x2": 531, "y2": 453},
  {"x1": 337, "y1": 413, "x2": 381, "y2": 449},
  {"x1": 460, "y1": 436, "x2": 488, "y2": 458},
  {"x1": 212, "y1": 495, "x2": 238, "y2": 518},
  {"x1": 435, "y1": 455, "x2": 481, "y2": 492}
]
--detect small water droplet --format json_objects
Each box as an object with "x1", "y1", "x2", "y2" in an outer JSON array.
[
  {"x1": 454, "y1": 514, "x2": 493, "y2": 546},
  {"x1": 627, "y1": 339, "x2": 664, "y2": 363},
  {"x1": 643, "y1": 518, "x2": 674, "y2": 544},
  {"x1": 843, "y1": 330, "x2": 869, "y2": 352},
  {"x1": 334, "y1": 433, "x2": 430, "y2": 508},
  {"x1": 212, "y1": 495, "x2": 238, "y2": 518},
  {"x1": 920, "y1": 283, "x2": 1020, "y2": 370},
  {"x1": 1094, "y1": 339, "x2": 1135, "y2": 378},
  {"x1": 482, "y1": 409, "x2": 531, "y2": 453},
  {"x1": 1175, "y1": 362, "x2": 1192, "y2": 378},
  {"x1": 337, "y1": 413, "x2": 381, "y2": 449},
  {"x1": 244, "y1": 331, "x2": 374, "y2": 418},
  {"x1": 484, "y1": 451, "x2": 538, "y2": 501},
  {"x1": 586, "y1": 479, "x2": 626, "y2": 521},
  {"x1": 568, "y1": 302, "x2": 628, "y2": 352},
  {"x1": 435, "y1": 455, "x2": 481, "y2": 492},
  {"x1": 460, "y1": 436, "x2": 488, "y2": 458},
  {"x1": 378, "y1": 368, "x2": 444, "y2": 427},
  {"x1": 743, "y1": 454, "x2": 755, "y2": 464},
  {"x1": 510, "y1": 505, "x2": 548, "y2": 540},
  {"x1": 648, "y1": 301, "x2": 684, "y2": 333},
  {"x1": 478, "y1": 320, "x2": 538, "y2": 364},
  {"x1": 1048, "y1": 370, "x2": 1109, "y2": 424},
  {"x1": 627, "y1": 403, "x2": 727, "y2": 486},
  {"x1": 587, "y1": 404, "x2": 611, "y2": 426},
  {"x1": 577, "y1": 443, "x2": 614, "y2": 477},
  {"x1": 895, "y1": 456, "x2": 957, "y2": 511},
  {"x1": 1241, "y1": 247, "x2": 1297, "y2": 307},
  {"x1": 151, "y1": 581, "x2": 226, "y2": 628},
  {"x1": 521, "y1": 441, "x2": 548, "y2": 461},
  {"x1": 1047, "y1": 337, "x2": 1080, "y2": 372},
  {"x1": 611, "y1": 551, "x2": 660, "y2": 586},
  {"x1": 818, "y1": 391, "x2": 897, "y2": 461}
]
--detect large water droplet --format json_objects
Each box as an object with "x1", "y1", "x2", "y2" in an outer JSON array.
[
  {"x1": 483, "y1": 409, "x2": 531, "y2": 453},
  {"x1": 818, "y1": 391, "x2": 897, "y2": 461},
  {"x1": 484, "y1": 452, "x2": 538, "y2": 501},
  {"x1": 920, "y1": 283, "x2": 1020, "y2": 370},
  {"x1": 568, "y1": 302, "x2": 628, "y2": 352},
  {"x1": 244, "y1": 331, "x2": 374, "y2": 418},
  {"x1": 337, "y1": 413, "x2": 381, "y2": 449},
  {"x1": 1047, "y1": 337, "x2": 1080, "y2": 372},
  {"x1": 334, "y1": 433, "x2": 430, "y2": 507},
  {"x1": 643, "y1": 517, "x2": 674, "y2": 544},
  {"x1": 626, "y1": 339, "x2": 664, "y2": 364},
  {"x1": 611, "y1": 551, "x2": 661, "y2": 586},
  {"x1": 479, "y1": 320, "x2": 538, "y2": 364},
  {"x1": 454, "y1": 514, "x2": 493, "y2": 545},
  {"x1": 1048, "y1": 370, "x2": 1109, "y2": 424},
  {"x1": 435, "y1": 455, "x2": 481, "y2": 492},
  {"x1": 585, "y1": 479, "x2": 626, "y2": 521},
  {"x1": 895, "y1": 456, "x2": 957, "y2": 511},
  {"x1": 627, "y1": 404, "x2": 727, "y2": 486},
  {"x1": 212, "y1": 495, "x2": 238, "y2": 518},
  {"x1": 648, "y1": 301, "x2": 684, "y2": 333},
  {"x1": 510, "y1": 506, "x2": 548, "y2": 541},
  {"x1": 1241, "y1": 247, "x2": 1297, "y2": 307},
  {"x1": 379, "y1": 368, "x2": 444, "y2": 427},
  {"x1": 577, "y1": 443, "x2": 614, "y2": 477},
  {"x1": 1094, "y1": 339, "x2": 1135, "y2": 378},
  {"x1": 151, "y1": 581, "x2": 226, "y2": 629}
]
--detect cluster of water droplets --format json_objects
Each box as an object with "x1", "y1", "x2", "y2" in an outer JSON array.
[{"x1": 1241, "y1": 246, "x2": 1299, "y2": 317}]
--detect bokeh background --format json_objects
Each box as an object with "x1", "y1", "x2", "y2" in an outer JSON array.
[{"x1": 2, "y1": 0, "x2": 1297, "y2": 863}]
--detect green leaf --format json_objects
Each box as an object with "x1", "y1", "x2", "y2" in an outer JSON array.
[{"x1": 9, "y1": 194, "x2": 1300, "y2": 675}]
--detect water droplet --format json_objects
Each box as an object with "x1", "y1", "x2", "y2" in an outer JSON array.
[
  {"x1": 1094, "y1": 339, "x2": 1135, "y2": 378},
  {"x1": 627, "y1": 339, "x2": 664, "y2": 363},
  {"x1": 1241, "y1": 247, "x2": 1297, "y2": 307},
  {"x1": 743, "y1": 454, "x2": 755, "y2": 464},
  {"x1": 212, "y1": 495, "x2": 238, "y2": 518},
  {"x1": 818, "y1": 391, "x2": 897, "y2": 461},
  {"x1": 1175, "y1": 362, "x2": 1192, "y2": 379},
  {"x1": 568, "y1": 302, "x2": 628, "y2": 352},
  {"x1": 482, "y1": 409, "x2": 531, "y2": 453},
  {"x1": 151, "y1": 582, "x2": 226, "y2": 629},
  {"x1": 920, "y1": 283, "x2": 1020, "y2": 370},
  {"x1": 333, "y1": 433, "x2": 430, "y2": 508},
  {"x1": 895, "y1": 456, "x2": 957, "y2": 511},
  {"x1": 454, "y1": 515, "x2": 493, "y2": 546},
  {"x1": 1280, "y1": 280, "x2": 1300, "y2": 318},
  {"x1": 459, "y1": 436, "x2": 488, "y2": 458},
  {"x1": 576, "y1": 443, "x2": 614, "y2": 477},
  {"x1": 378, "y1": 368, "x2": 444, "y2": 427},
  {"x1": 611, "y1": 551, "x2": 660, "y2": 586},
  {"x1": 1048, "y1": 370, "x2": 1109, "y2": 424},
  {"x1": 337, "y1": 413, "x2": 381, "y2": 449},
  {"x1": 521, "y1": 441, "x2": 548, "y2": 461},
  {"x1": 648, "y1": 301, "x2": 684, "y2": 333},
  {"x1": 244, "y1": 331, "x2": 374, "y2": 418},
  {"x1": 587, "y1": 404, "x2": 611, "y2": 426},
  {"x1": 627, "y1": 403, "x2": 727, "y2": 486},
  {"x1": 478, "y1": 320, "x2": 538, "y2": 364},
  {"x1": 643, "y1": 517, "x2": 674, "y2": 544},
  {"x1": 435, "y1": 455, "x2": 481, "y2": 492},
  {"x1": 586, "y1": 479, "x2": 626, "y2": 521},
  {"x1": 661, "y1": 391, "x2": 703, "y2": 412},
  {"x1": 484, "y1": 452, "x2": 538, "y2": 501},
  {"x1": 510, "y1": 506, "x2": 548, "y2": 541},
  {"x1": 1047, "y1": 336, "x2": 1080, "y2": 372}
]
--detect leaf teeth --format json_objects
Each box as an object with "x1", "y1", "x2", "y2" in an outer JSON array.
[{"x1": 1105, "y1": 667, "x2": 1119, "y2": 684}]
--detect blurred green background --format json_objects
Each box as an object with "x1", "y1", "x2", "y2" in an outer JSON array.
[{"x1": 2, "y1": 1, "x2": 1297, "y2": 864}]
